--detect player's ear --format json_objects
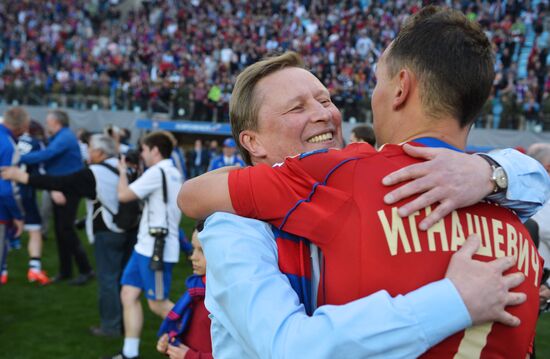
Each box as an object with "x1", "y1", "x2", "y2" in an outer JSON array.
[
  {"x1": 392, "y1": 69, "x2": 412, "y2": 110},
  {"x1": 240, "y1": 130, "x2": 267, "y2": 161}
]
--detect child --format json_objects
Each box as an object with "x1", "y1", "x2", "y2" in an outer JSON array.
[{"x1": 157, "y1": 221, "x2": 212, "y2": 359}]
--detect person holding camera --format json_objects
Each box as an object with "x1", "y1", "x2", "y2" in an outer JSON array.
[{"x1": 108, "y1": 131, "x2": 183, "y2": 359}]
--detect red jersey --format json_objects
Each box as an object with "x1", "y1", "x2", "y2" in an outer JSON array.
[{"x1": 228, "y1": 142, "x2": 542, "y2": 358}]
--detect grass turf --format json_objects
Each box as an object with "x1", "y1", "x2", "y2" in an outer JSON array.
[
  {"x1": 0, "y1": 208, "x2": 195, "y2": 359},
  {"x1": 1, "y1": 206, "x2": 550, "y2": 358}
]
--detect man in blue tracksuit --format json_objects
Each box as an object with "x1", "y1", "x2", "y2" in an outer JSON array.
[
  {"x1": 20, "y1": 110, "x2": 93, "y2": 285},
  {"x1": 0, "y1": 107, "x2": 28, "y2": 284},
  {"x1": 208, "y1": 138, "x2": 245, "y2": 171}
]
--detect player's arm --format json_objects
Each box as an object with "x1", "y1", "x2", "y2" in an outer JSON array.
[
  {"x1": 178, "y1": 165, "x2": 236, "y2": 219},
  {"x1": 383, "y1": 145, "x2": 550, "y2": 229},
  {"x1": 180, "y1": 160, "x2": 315, "y2": 223},
  {"x1": 1, "y1": 165, "x2": 96, "y2": 199}
]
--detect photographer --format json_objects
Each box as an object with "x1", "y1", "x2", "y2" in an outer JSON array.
[
  {"x1": 1, "y1": 134, "x2": 136, "y2": 337},
  {"x1": 110, "y1": 131, "x2": 182, "y2": 359}
]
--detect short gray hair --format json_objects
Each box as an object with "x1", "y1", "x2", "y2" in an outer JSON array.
[
  {"x1": 89, "y1": 134, "x2": 117, "y2": 158},
  {"x1": 48, "y1": 110, "x2": 70, "y2": 127}
]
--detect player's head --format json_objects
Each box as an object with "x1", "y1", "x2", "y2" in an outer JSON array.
[
  {"x1": 230, "y1": 51, "x2": 343, "y2": 165},
  {"x1": 3, "y1": 107, "x2": 30, "y2": 137},
  {"x1": 372, "y1": 6, "x2": 494, "y2": 145}
]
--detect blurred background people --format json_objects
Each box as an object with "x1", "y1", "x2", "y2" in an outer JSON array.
[
  {"x1": 208, "y1": 138, "x2": 244, "y2": 171},
  {"x1": 17, "y1": 119, "x2": 51, "y2": 285},
  {"x1": 187, "y1": 139, "x2": 209, "y2": 178},
  {"x1": 0, "y1": 107, "x2": 29, "y2": 284},
  {"x1": 19, "y1": 110, "x2": 93, "y2": 285},
  {"x1": 349, "y1": 124, "x2": 376, "y2": 146}
]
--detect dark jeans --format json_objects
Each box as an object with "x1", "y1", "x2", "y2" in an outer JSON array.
[
  {"x1": 94, "y1": 230, "x2": 134, "y2": 333},
  {"x1": 52, "y1": 194, "x2": 92, "y2": 277}
]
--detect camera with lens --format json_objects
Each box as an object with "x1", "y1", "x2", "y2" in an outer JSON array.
[{"x1": 149, "y1": 227, "x2": 168, "y2": 271}]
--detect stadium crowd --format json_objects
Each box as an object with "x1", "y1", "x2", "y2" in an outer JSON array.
[{"x1": 0, "y1": 0, "x2": 549, "y2": 130}]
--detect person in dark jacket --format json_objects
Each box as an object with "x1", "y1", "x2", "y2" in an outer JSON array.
[{"x1": 19, "y1": 110, "x2": 93, "y2": 285}]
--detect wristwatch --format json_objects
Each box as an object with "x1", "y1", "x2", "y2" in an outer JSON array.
[{"x1": 477, "y1": 154, "x2": 508, "y2": 193}]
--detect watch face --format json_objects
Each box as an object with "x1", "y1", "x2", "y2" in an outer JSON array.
[{"x1": 494, "y1": 167, "x2": 508, "y2": 189}]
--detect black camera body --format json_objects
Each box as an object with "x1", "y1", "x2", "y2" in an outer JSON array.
[
  {"x1": 149, "y1": 227, "x2": 168, "y2": 271},
  {"x1": 149, "y1": 227, "x2": 169, "y2": 237}
]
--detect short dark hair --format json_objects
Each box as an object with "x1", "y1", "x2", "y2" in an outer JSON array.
[
  {"x1": 351, "y1": 125, "x2": 376, "y2": 146},
  {"x1": 387, "y1": 6, "x2": 494, "y2": 127},
  {"x1": 141, "y1": 131, "x2": 174, "y2": 159},
  {"x1": 48, "y1": 110, "x2": 70, "y2": 127}
]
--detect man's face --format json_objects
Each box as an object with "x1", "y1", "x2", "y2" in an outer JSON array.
[
  {"x1": 140, "y1": 144, "x2": 154, "y2": 167},
  {"x1": 252, "y1": 67, "x2": 343, "y2": 165},
  {"x1": 256, "y1": 67, "x2": 344, "y2": 164},
  {"x1": 223, "y1": 146, "x2": 235, "y2": 157},
  {"x1": 371, "y1": 49, "x2": 396, "y2": 146},
  {"x1": 87, "y1": 146, "x2": 103, "y2": 164},
  {"x1": 45, "y1": 114, "x2": 60, "y2": 136}
]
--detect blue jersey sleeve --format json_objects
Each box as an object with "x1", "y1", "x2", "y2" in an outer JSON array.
[{"x1": 0, "y1": 138, "x2": 23, "y2": 220}]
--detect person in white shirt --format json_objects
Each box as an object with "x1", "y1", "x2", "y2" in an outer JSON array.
[{"x1": 109, "y1": 131, "x2": 183, "y2": 359}]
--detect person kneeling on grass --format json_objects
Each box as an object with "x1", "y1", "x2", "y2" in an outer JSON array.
[{"x1": 157, "y1": 221, "x2": 212, "y2": 359}]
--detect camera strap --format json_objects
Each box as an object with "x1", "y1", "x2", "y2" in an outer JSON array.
[
  {"x1": 95, "y1": 162, "x2": 120, "y2": 215},
  {"x1": 147, "y1": 166, "x2": 169, "y2": 231}
]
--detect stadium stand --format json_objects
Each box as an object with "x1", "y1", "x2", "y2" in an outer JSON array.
[{"x1": 0, "y1": 0, "x2": 548, "y2": 130}]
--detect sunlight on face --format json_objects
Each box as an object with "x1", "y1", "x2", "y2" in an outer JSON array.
[{"x1": 252, "y1": 67, "x2": 344, "y2": 164}]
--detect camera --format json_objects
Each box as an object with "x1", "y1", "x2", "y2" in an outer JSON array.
[
  {"x1": 149, "y1": 227, "x2": 168, "y2": 271},
  {"x1": 149, "y1": 227, "x2": 168, "y2": 237}
]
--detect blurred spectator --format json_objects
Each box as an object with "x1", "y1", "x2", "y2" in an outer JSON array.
[
  {"x1": 208, "y1": 138, "x2": 244, "y2": 171},
  {"x1": 0, "y1": 1, "x2": 548, "y2": 131},
  {"x1": 187, "y1": 139, "x2": 209, "y2": 178},
  {"x1": 19, "y1": 110, "x2": 94, "y2": 285},
  {"x1": 17, "y1": 119, "x2": 51, "y2": 285},
  {"x1": 349, "y1": 124, "x2": 376, "y2": 146},
  {"x1": 77, "y1": 128, "x2": 91, "y2": 163},
  {"x1": 2, "y1": 134, "x2": 136, "y2": 337},
  {"x1": 0, "y1": 107, "x2": 29, "y2": 285},
  {"x1": 208, "y1": 140, "x2": 220, "y2": 159},
  {"x1": 163, "y1": 131, "x2": 187, "y2": 180}
]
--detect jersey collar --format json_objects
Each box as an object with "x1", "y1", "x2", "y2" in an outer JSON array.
[{"x1": 408, "y1": 137, "x2": 463, "y2": 153}]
